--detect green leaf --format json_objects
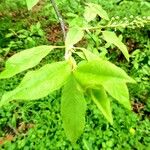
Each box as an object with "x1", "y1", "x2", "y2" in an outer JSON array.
[
  {"x1": 103, "y1": 81, "x2": 131, "y2": 110},
  {"x1": 26, "y1": 0, "x2": 39, "y2": 10},
  {"x1": 84, "y1": 3, "x2": 109, "y2": 22},
  {"x1": 90, "y1": 87, "x2": 113, "y2": 124},
  {"x1": 0, "y1": 46, "x2": 53, "y2": 79},
  {"x1": 74, "y1": 59, "x2": 135, "y2": 88},
  {"x1": 81, "y1": 48, "x2": 100, "y2": 61},
  {"x1": 65, "y1": 27, "x2": 84, "y2": 50},
  {"x1": 61, "y1": 75, "x2": 86, "y2": 144},
  {"x1": 75, "y1": 48, "x2": 100, "y2": 61},
  {"x1": 102, "y1": 31, "x2": 130, "y2": 61},
  {"x1": 0, "y1": 61, "x2": 71, "y2": 107},
  {"x1": 84, "y1": 6, "x2": 97, "y2": 22},
  {"x1": 75, "y1": 52, "x2": 86, "y2": 60}
]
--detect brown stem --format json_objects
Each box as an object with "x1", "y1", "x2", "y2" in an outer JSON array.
[{"x1": 50, "y1": 0, "x2": 66, "y2": 41}]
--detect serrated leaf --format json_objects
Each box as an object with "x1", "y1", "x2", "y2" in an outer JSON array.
[
  {"x1": 0, "y1": 46, "x2": 53, "y2": 79},
  {"x1": 103, "y1": 81, "x2": 131, "y2": 110},
  {"x1": 102, "y1": 31, "x2": 130, "y2": 61},
  {"x1": 65, "y1": 27, "x2": 84, "y2": 50},
  {"x1": 26, "y1": 0, "x2": 39, "y2": 10},
  {"x1": 74, "y1": 59, "x2": 135, "y2": 88},
  {"x1": 84, "y1": 3, "x2": 109, "y2": 22},
  {"x1": 61, "y1": 75, "x2": 86, "y2": 144},
  {"x1": 90, "y1": 87, "x2": 113, "y2": 124},
  {"x1": 0, "y1": 61, "x2": 71, "y2": 107}
]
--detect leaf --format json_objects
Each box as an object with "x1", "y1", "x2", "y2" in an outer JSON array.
[
  {"x1": 75, "y1": 52, "x2": 86, "y2": 60},
  {"x1": 103, "y1": 81, "x2": 131, "y2": 110},
  {"x1": 84, "y1": 3, "x2": 109, "y2": 22},
  {"x1": 90, "y1": 87, "x2": 113, "y2": 124},
  {"x1": 0, "y1": 46, "x2": 53, "y2": 79},
  {"x1": 102, "y1": 31, "x2": 130, "y2": 61},
  {"x1": 26, "y1": 0, "x2": 40, "y2": 10},
  {"x1": 81, "y1": 48, "x2": 100, "y2": 61},
  {"x1": 75, "y1": 48, "x2": 100, "y2": 60},
  {"x1": 65, "y1": 27, "x2": 84, "y2": 50},
  {"x1": 74, "y1": 59, "x2": 135, "y2": 88},
  {"x1": 61, "y1": 75, "x2": 86, "y2": 144},
  {"x1": 0, "y1": 61, "x2": 71, "y2": 107},
  {"x1": 84, "y1": 6, "x2": 97, "y2": 22}
]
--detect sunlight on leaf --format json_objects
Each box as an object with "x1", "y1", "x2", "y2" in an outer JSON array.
[{"x1": 0, "y1": 46, "x2": 54, "y2": 79}]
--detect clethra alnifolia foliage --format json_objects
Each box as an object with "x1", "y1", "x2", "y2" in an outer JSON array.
[{"x1": 1, "y1": 0, "x2": 149, "y2": 144}]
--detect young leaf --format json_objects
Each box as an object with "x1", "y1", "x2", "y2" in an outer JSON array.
[
  {"x1": 103, "y1": 81, "x2": 131, "y2": 110},
  {"x1": 65, "y1": 27, "x2": 84, "y2": 50},
  {"x1": 0, "y1": 61, "x2": 71, "y2": 107},
  {"x1": 61, "y1": 75, "x2": 86, "y2": 144},
  {"x1": 26, "y1": 0, "x2": 40, "y2": 10},
  {"x1": 0, "y1": 46, "x2": 53, "y2": 79},
  {"x1": 74, "y1": 59, "x2": 135, "y2": 88},
  {"x1": 102, "y1": 31, "x2": 130, "y2": 61},
  {"x1": 90, "y1": 87, "x2": 113, "y2": 124},
  {"x1": 84, "y1": 3, "x2": 109, "y2": 22}
]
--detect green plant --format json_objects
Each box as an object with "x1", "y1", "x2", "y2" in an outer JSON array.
[{"x1": 0, "y1": 0, "x2": 149, "y2": 144}]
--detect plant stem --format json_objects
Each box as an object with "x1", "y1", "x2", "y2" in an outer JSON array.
[
  {"x1": 85, "y1": 30, "x2": 98, "y2": 47},
  {"x1": 50, "y1": 0, "x2": 66, "y2": 41},
  {"x1": 53, "y1": 45, "x2": 65, "y2": 49},
  {"x1": 82, "y1": 23, "x2": 128, "y2": 31}
]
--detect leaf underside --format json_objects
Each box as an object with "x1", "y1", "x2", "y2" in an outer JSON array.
[
  {"x1": 103, "y1": 81, "x2": 131, "y2": 110},
  {"x1": 90, "y1": 87, "x2": 113, "y2": 124},
  {"x1": 61, "y1": 75, "x2": 86, "y2": 144},
  {"x1": 102, "y1": 31, "x2": 130, "y2": 61}
]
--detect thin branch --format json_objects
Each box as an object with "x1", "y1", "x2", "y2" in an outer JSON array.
[
  {"x1": 85, "y1": 30, "x2": 98, "y2": 46},
  {"x1": 50, "y1": 0, "x2": 66, "y2": 41}
]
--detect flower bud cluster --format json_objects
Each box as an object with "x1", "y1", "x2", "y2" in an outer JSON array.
[{"x1": 109, "y1": 16, "x2": 150, "y2": 29}]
